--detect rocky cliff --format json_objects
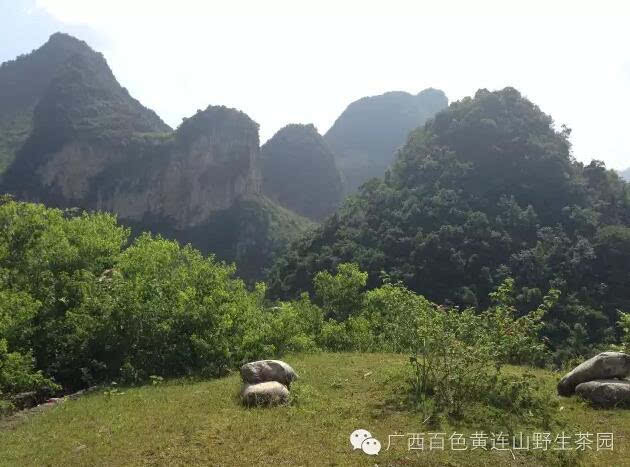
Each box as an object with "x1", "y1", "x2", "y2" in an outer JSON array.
[
  {"x1": 0, "y1": 33, "x2": 168, "y2": 174},
  {"x1": 261, "y1": 124, "x2": 342, "y2": 220},
  {"x1": 324, "y1": 88, "x2": 448, "y2": 194},
  {"x1": 0, "y1": 33, "x2": 308, "y2": 279}
]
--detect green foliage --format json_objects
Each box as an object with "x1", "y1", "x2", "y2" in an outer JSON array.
[
  {"x1": 403, "y1": 278, "x2": 559, "y2": 424},
  {"x1": 65, "y1": 233, "x2": 269, "y2": 383},
  {"x1": 0, "y1": 113, "x2": 32, "y2": 174},
  {"x1": 484, "y1": 278, "x2": 560, "y2": 365},
  {"x1": 314, "y1": 263, "x2": 367, "y2": 320},
  {"x1": 261, "y1": 123, "x2": 343, "y2": 220},
  {"x1": 0, "y1": 199, "x2": 310, "y2": 408},
  {"x1": 241, "y1": 293, "x2": 322, "y2": 357},
  {"x1": 0, "y1": 341, "x2": 59, "y2": 404},
  {"x1": 270, "y1": 88, "x2": 630, "y2": 361},
  {"x1": 0, "y1": 205, "x2": 561, "y2": 424},
  {"x1": 142, "y1": 196, "x2": 312, "y2": 283},
  {"x1": 618, "y1": 311, "x2": 630, "y2": 353},
  {"x1": 325, "y1": 88, "x2": 448, "y2": 193}
]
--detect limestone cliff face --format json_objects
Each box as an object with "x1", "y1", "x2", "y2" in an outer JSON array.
[
  {"x1": 21, "y1": 105, "x2": 262, "y2": 230},
  {"x1": 0, "y1": 33, "x2": 309, "y2": 280},
  {"x1": 98, "y1": 106, "x2": 263, "y2": 229},
  {"x1": 1, "y1": 31, "x2": 262, "y2": 230}
]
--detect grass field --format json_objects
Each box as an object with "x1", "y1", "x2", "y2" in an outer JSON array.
[{"x1": 1, "y1": 353, "x2": 629, "y2": 466}]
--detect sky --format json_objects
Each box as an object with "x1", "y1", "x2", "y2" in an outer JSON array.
[{"x1": 1, "y1": 0, "x2": 629, "y2": 170}]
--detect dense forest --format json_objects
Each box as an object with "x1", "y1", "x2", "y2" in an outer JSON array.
[
  {"x1": 261, "y1": 124, "x2": 343, "y2": 220},
  {"x1": 269, "y1": 87, "x2": 630, "y2": 363}
]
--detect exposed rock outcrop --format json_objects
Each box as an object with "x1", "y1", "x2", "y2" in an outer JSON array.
[
  {"x1": 557, "y1": 352, "x2": 630, "y2": 396},
  {"x1": 94, "y1": 105, "x2": 262, "y2": 229}
]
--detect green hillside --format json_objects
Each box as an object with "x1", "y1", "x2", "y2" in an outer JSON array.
[
  {"x1": 270, "y1": 88, "x2": 630, "y2": 363},
  {"x1": 1, "y1": 353, "x2": 628, "y2": 466},
  {"x1": 325, "y1": 88, "x2": 448, "y2": 194},
  {"x1": 261, "y1": 123, "x2": 343, "y2": 221},
  {"x1": 0, "y1": 33, "x2": 168, "y2": 176}
]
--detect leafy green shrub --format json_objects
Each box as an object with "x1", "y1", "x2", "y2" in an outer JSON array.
[
  {"x1": 400, "y1": 279, "x2": 560, "y2": 423},
  {"x1": 314, "y1": 263, "x2": 367, "y2": 321},
  {"x1": 618, "y1": 311, "x2": 630, "y2": 353},
  {"x1": 66, "y1": 233, "x2": 266, "y2": 384},
  {"x1": 484, "y1": 372, "x2": 559, "y2": 429},
  {"x1": 483, "y1": 278, "x2": 559, "y2": 365},
  {"x1": 241, "y1": 293, "x2": 321, "y2": 357},
  {"x1": 0, "y1": 340, "x2": 59, "y2": 413},
  {"x1": 317, "y1": 320, "x2": 353, "y2": 351},
  {"x1": 362, "y1": 281, "x2": 434, "y2": 352}
]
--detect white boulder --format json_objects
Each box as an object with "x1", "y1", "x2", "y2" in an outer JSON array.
[{"x1": 241, "y1": 381, "x2": 290, "y2": 407}]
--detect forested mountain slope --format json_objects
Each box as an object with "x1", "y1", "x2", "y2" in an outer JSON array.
[
  {"x1": 261, "y1": 124, "x2": 343, "y2": 220},
  {"x1": 324, "y1": 88, "x2": 448, "y2": 194},
  {"x1": 270, "y1": 87, "x2": 630, "y2": 359}
]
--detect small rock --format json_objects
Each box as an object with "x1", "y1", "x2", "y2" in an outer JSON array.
[
  {"x1": 575, "y1": 379, "x2": 630, "y2": 407},
  {"x1": 557, "y1": 352, "x2": 630, "y2": 396},
  {"x1": 241, "y1": 381, "x2": 289, "y2": 407},
  {"x1": 10, "y1": 391, "x2": 38, "y2": 410},
  {"x1": 240, "y1": 360, "x2": 298, "y2": 387}
]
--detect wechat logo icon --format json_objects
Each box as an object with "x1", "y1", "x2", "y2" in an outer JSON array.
[{"x1": 350, "y1": 429, "x2": 381, "y2": 455}]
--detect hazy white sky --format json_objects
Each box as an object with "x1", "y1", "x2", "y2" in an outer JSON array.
[{"x1": 3, "y1": 0, "x2": 630, "y2": 169}]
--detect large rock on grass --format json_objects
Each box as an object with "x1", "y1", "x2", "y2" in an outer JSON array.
[
  {"x1": 240, "y1": 381, "x2": 289, "y2": 407},
  {"x1": 575, "y1": 379, "x2": 630, "y2": 407},
  {"x1": 240, "y1": 360, "x2": 298, "y2": 387},
  {"x1": 557, "y1": 352, "x2": 630, "y2": 396}
]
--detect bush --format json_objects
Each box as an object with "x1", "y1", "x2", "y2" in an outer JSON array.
[
  {"x1": 399, "y1": 279, "x2": 560, "y2": 422},
  {"x1": 0, "y1": 200, "x2": 294, "y2": 403},
  {"x1": 617, "y1": 311, "x2": 630, "y2": 353},
  {"x1": 0, "y1": 337, "x2": 59, "y2": 415},
  {"x1": 66, "y1": 233, "x2": 266, "y2": 384},
  {"x1": 362, "y1": 281, "x2": 434, "y2": 352},
  {"x1": 241, "y1": 293, "x2": 322, "y2": 357},
  {"x1": 314, "y1": 263, "x2": 367, "y2": 321}
]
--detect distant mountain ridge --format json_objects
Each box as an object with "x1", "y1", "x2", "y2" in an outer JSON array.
[
  {"x1": 621, "y1": 167, "x2": 630, "y2": 181},
  {"x1": 0, "y1": 33, "x2": 309, "y2": 279},
  {"x1": 0, "y1": 33, "x2": 169, "y2": 173},
  {"x1": 324, "y1": 88, "x2": 448, "y2": 194},
  {"x1": 261, "y1": 123, "x2": 343, "y2": 220}
]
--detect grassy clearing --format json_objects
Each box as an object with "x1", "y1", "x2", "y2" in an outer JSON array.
[{"x1": 0, "y1": 353, "x2": 629, "y2": 466}]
